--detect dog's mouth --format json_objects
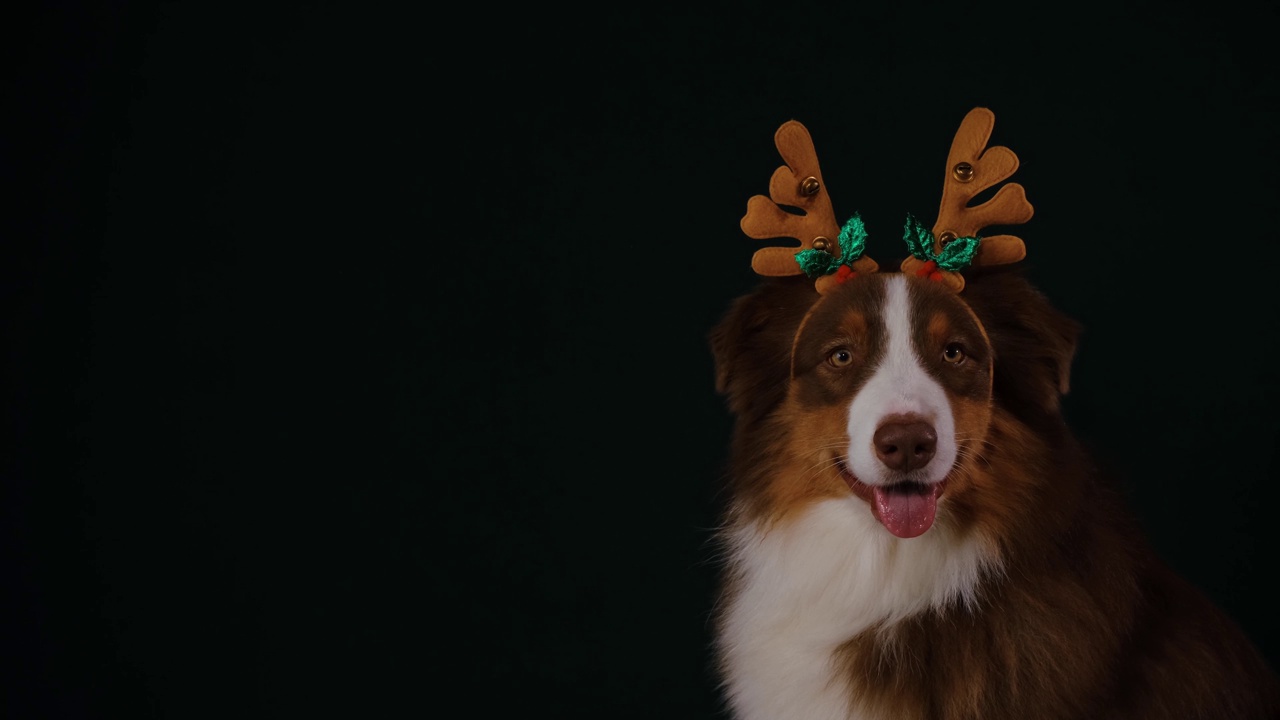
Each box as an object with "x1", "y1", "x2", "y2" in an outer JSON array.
[{"x1": 837, "y1": 459, "x2": 946, "y2": 539}]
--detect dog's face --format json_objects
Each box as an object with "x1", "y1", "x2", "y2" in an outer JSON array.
[
  {"x1": 712, "y1": 269, "x2": 1078, "y2": 539},
  {"x1": 784, "y1": 274, "x2": 993, "y2": 537}
]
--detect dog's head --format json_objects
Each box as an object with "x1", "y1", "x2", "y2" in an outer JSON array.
[
  {"x1": 712, "y1": 268, "x2": 1078, "y2": 538},
  {"x1": 711, "y1": 109, "x2": 1080, "y2": 538}
]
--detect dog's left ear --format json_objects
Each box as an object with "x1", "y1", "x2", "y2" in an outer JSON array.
[
  {"x1": 1040, "y1": 301, "x2": 1080, "y2": 400},
  {"x1": 964, "y1": 269, "x2": 1081, "y2": 413}
]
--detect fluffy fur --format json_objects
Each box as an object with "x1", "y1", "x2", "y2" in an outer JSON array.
[{"x1": 708, "y1": 267, "x2": 1280, "y2": 719}]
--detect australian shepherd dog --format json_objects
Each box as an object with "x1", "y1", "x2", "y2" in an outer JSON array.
[{"x1": 708, "y1": 113, "x2": 1280, "y2": 719}]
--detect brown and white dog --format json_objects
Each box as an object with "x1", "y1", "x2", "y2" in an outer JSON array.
[{"x1": 708, "y1": 112, "x2": 1280, "y2": 719}]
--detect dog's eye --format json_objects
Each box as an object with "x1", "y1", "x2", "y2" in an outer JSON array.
[
  {"x1": 828, "y1": 348, "x2": 854, "y2": 367},
  {"x1": 943, "y1": 343, "x2": 966, "y2": 364}
]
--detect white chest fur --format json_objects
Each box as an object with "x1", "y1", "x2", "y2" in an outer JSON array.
[{"x1": 716, "y1": 498, "x2": 1000, "y2": 720}]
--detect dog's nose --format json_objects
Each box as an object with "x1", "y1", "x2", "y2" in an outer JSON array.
[{"x1": 873, "y1": 419, "x2": 937, "y2": 472}]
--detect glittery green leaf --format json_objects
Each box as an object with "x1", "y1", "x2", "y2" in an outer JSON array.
[
  {"x1": 796, "y1": 248, "x2": 841, "y2": 278},
  {"x1": 795, "y1": 213, "x2": 868, "y2": 279},
  {"x1": 902, "y1": 214, "x2": 935, "y2": 261},
  {"x1": 935, "y1": 235, "x2": 981, "y2": 271},
  {"x1": 837, "y1": 213, "x2": 868, "y2": 262},
  {"x1": 900, "y1": 214, "x2": 981, "y2": 272}
]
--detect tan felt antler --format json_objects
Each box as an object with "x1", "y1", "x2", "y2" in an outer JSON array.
[
  {"x1": 901, "y1": 107, "x2": 1034, "y2": 291},
  {"x1": 741, "y1": 120, "x2": 878, "y2": 293}
]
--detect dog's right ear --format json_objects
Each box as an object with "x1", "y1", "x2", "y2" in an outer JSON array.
[{"x1": 709, "y1": 277, "x2": 819, "y2": 422}]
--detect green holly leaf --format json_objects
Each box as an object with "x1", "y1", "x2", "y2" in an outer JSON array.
[
  {"x1": 935, "y1": 235, "x2": 981, "y2": 271},
  {"x1": 902, "y1": 214, "x2": 935, "y2": 261},
  {"x1": 794, "y1": 214, "x2": 869, "y2": 279},
  {"x1": 796, "y1": 248, "x2": 841, "y2": 278},
  {"x1": 837, "y1": 213, "x2": 868, "y2": 263}
]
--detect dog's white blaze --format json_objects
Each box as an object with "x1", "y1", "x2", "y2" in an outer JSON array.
[
  {"x1": 719, "y1": 500, "x2": 1000, "y2": 720},
  {"x1": 845, "y1": 275, "x2": 957, "y2": 487}
]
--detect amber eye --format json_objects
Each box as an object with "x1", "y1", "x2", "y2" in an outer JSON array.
[
  {"x1": 828, "y1": 348, "x2": 854, "y2": 367},
  {"x1": 943, "y1": 343, "x2": 966, "y2": 364}
]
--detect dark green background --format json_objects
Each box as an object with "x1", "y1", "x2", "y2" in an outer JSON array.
[{"x1": 7, "y1": 2, "x2": 1279, "y2": 717}]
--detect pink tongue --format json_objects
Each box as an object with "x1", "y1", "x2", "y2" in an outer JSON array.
[{"x1": 872, "y1": 486, "x2": 937, "y2": 539}]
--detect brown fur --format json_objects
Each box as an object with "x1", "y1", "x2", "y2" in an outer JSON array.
[{"x1": 709, "y1": 266, "x2": 1280, "y2": 718}]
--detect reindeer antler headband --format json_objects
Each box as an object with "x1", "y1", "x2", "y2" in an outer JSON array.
[{"x1": 741, "y1": 107, "x2": 1033, "y2": 292}]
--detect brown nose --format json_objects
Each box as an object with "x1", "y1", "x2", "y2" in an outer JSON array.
[{"x1": 873, "y1": 419, "x2": 937, "y2": 472}]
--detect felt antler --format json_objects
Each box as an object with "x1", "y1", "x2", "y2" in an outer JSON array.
[
  {"x1": 901, "y1": 107, "x2": 1034, "y2": 292},
  {"x1": 741, "y1": 120, "x2": 878, "y2": 294}
]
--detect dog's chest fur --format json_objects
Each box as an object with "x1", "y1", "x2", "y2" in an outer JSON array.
[{"x1": 717, "y1": 499, "x2": 1000, "y2": 720}]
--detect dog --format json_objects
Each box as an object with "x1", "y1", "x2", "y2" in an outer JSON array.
[{"x1": 707, "y1": 109, "x2": 1280, "y2": 719}]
